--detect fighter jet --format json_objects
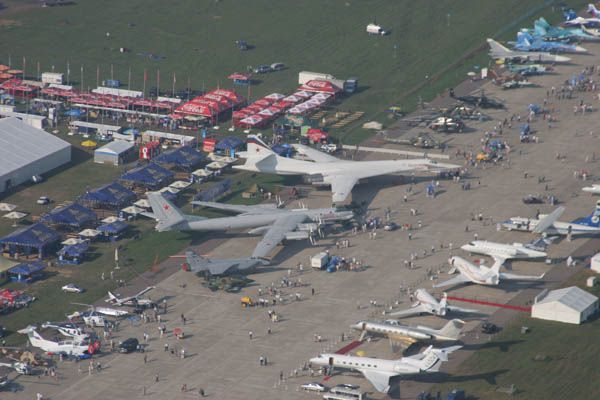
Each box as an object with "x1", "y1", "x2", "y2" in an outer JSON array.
[
  {"x1": 309, "y1": 345, "x2": 461, "y2": 393},
  {"x1": 532, "y1": 17, "x2": 599, "y2": 40},
  {"x1": 233, "y1": 135, "x2": 459, "y2": 203},
  {"x1": 105, "y1": 286, "x2": 155, "y2": 307},
  {"x1": 433, "y1": 256, "x2": 545, "y2": 289},
  {"x1": 512, "y1": 31, "x2": 587, "y2": 53},
  {"x1": 387, "y1": 289, "x2": 479, "y2": 318},
  {"x1": 147, "y1": 192, "x2": 353, "y2": 259},
  {"x1": 503, "y1": 204, "x2": 600, "y2": 236},
  {"x1": 177, "y1": 250, "x2": 268, "y2": 276},
  {"x1": 351, "y1": 319, "x2": 464, "y2": 349},
  {"x1": 487, "y1": 38, "x2": 571, "y2": 63},
  {"x1": 17, "y1": 326, "x2": 99, "y2": 358}
]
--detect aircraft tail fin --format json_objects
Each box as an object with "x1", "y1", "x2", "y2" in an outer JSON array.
[
  {"x1": 487, "y1": 38, "x2": 511, "y2": 55},
  {"x1": 589, "y1": 3, "x2": 600, "y2": 17},
  {"x1": 439, "y1": 293, "x2": 448, "y2": 309},
  {"x1": 571, "y1": 200, "x2": 600, "y2": 227},
  {"x1": 416, "y1": 345, "x2": 462, "y2": 372},
  {"x1": 184, "y1": 250, "x2": 210, "y2": 272},
  {"x1": 246, "y1": 135, "x2": 276, "y2": 156},
  {"x1": 437, "y1": 319, "x2": 465, "y2": 340},
  {"x1": 147, "y1": 192, "x2": 188, "y2": 231}
]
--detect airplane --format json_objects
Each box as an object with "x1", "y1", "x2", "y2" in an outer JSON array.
[
  {"x1": 487, "y1": 38, "x2": 572, "y2": 63},
  {"x1": 433, "y1": 256, "x2": 545, "y2": 289},
  {"x1": 460, "y1": 240, "x2": 548, "y2": 266},
  {"x1": 503, "y1": 203, "x2": 600, "y2": 236},
  {"x1": 582, "y1": 184, "x2": 600, "y2": 195},
  {"x1": 589, "y1": 3, "x2": 600, "y2": 18},
  {"x1": 309, "y1": 345, "x2": 462, "y2": 393},
  {"x1": 177, "y1": 250, "x2": 269, "y2": 276},
  {"x1": 17, "y1": 326, "x2": 99, "y2": 358},
  {"x1": 147, "y1": 192, "x2": 353, "y2": 259},
  {"x1": 387, "y1": 289, "x2": 479, "y2": 318},
  {"x1": 71, "y1": 303, "x2": 129, "y2": 318},
  {"x1": 67, "y1": 310, "x2": 107, "y2": 328},
  {"x1": 40, "y1": 322, "x2": 87, "y2": 339},
  {"x1": 105, "y1": 286, "x2": 155, "y2": 307},
  {"x1": 507, "y1": 63, "x2": 552, "y2": 76},
  {"x1": 512, "y1": 31, "x2": 587, "y2": 53},
  {"x1": 532, "y1": 17, "x2": 600, "y2": 40},
  {"x1": 351, "y1": 319, "x2": 464, "y2": 349},
  {"x1": 0, "y1": 360, "x2": 31, "y2": 375},
  {"x1": 233, "y1": 135, "x2": 459, "y2": 203}
]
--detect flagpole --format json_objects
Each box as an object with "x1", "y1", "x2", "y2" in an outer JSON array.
[
  {"x1": 96, "y1": 65, "x2": 100, "y2": 87},
  {"x1": 81, "y1": 65, "x2": 84, "y2": 93},
  {"x1": 128, "y1": 67, "x2": 131, "y2": 90},
  {"x1": 172, "y1": 72, "x2": 176, "y2": 98}
]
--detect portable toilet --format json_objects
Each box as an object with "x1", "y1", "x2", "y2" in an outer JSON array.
[{"x1": 591, "y1": 252, "x2": 600, "y2": 273}]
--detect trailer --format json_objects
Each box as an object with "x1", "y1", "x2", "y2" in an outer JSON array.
[
  {"x1": 41, "y1": 72, "x2": 64, "y2": 85},
  {"x1": 366, "y1": 23, "x2": 387, "y2": 35}
]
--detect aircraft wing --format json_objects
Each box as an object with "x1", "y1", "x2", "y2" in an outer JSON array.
[
  {"x1": 291, "y1": 143, "x2": 340, "y2": 163},
  {"x1": 191, "y1": 201, "x2": 276, "y2": 214},
  {"x1": 433, "y1": 274, "x2": 472, "y2": 288},
  {"x1": 490, "y1": 256, "x2": 507, "y2": 273},
  {"x1": 360, "y1": 369, "x2": 395, "y2": 393},
  {"x1": 499, "y1": 272, "x2": 545, "y2": 281},
  {"x1": 446, "y1": 305, "x2": 480, "y2": 314},
  {"x1": 388, "y1": 304, "x2": 429, "y2": 318},
  {"x1": 328, "y1": 175, "x2": 359, "y2": 203},
  {"x1": 533, "y1": 206, "x2": 565, "y2": 233},
  {"x1": 251, "y1": 213, "x2": 307, "y2": 258}
]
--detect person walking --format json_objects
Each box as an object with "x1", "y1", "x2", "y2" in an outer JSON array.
[{"x1": 249, "y1": 331, "x2": 253, "y2": 340}]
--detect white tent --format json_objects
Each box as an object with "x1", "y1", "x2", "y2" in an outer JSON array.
[
  {"x1": 532, "y1": 286, "x2": 599, "y2": 324},
  {"x1": 0, "y1": 202, "x2": 17, "y2": 212}
]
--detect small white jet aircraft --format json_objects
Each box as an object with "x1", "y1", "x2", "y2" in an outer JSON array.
[
  {"x1": 309, "y1": 345, "x2": 461, "y2": 393},
  {"x1": 503, "y1": 204, "x2": 600, "y2": 236},
  {"x1": 105, "y1": 286, "x2": 155, "y2": 307},
  {"x1": 582, "y1": 184, "x2": 600, "y2": 195},
  {"x1": 460, "y1": 240, "x2": 548, "y2": 267},
  {"x1": 388, "y1": 289, "x2": 479, "y2": 318},
  {"x1": 18, "y1": 326, "x2": 99, "y2": 357},
  {"x1": 351, "y1": 319, "x2": 464, "y2": 349},
  {"x1": 433, "y1": 256, "x2": 545, "y2": 289},
  {"x1": 234, "y1": 135, "x2": 459, "y2": 203},
  {"x1": 487, "y1": 38, "x2": 571, "y2": 63}
]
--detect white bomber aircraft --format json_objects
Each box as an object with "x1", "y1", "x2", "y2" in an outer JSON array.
[
  {"x1": 309, "y1": 345, "x2": 461, "y2": 393},
  {"x1": 351, "y1": 319, "x2": 464, "y2": 349},
  {"x1": 433, "y1": 256, "x2": 545, "y2": 289},
  {"x1": 487, "y1": 38, "x2": 571, "y2": 63},
  {"x1": 388, "y1": 289, "x2": 479, "y2": 318},
  {"x1": 18, "y1": 326, "x2": 99, "y2": 357},
  {"x1": 234, "y1": 135, "x2": 459, "y2": 203}
]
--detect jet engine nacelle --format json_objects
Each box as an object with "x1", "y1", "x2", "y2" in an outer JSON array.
[
  {"x1": 296, "y1": 223, "x2": 318, "y2": 232},
  {"x1": 304, "y1": 174, "x2": 326, "y2": 185}
]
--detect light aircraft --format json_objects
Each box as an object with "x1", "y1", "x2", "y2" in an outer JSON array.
[
  {"x1": 147, "y1": 192, "x2": 353, "y2": 259},
  {"x1": 387, "y1": 289, "x2": 479, "y2": 318},
  {"x1": 487, "y1": 38, "x2": 571, "y2": 63},
  {"x1": 71, "y1": 303, "x2": 129, "y2": 318},
  {"x1": 351, "y1": 319, "x2": 464, "y2": 349},
  {"x1": 176, "y1": 250, "x2": 269, "y2": 276},
  {"x1": 582, "y1": 184, "x2": 600, "y2": 195},
  {"x1": 105, "y1": 286, "x2": 155, "y2": 307},
  {"x1": 433, "y1": 256, "x2": 545, "y2": 289},
  {"x1": 512, "y1": 31, "x2": 587, "y2": 53},
  {"x1": 40, "y1": 322, "x2": 87, "y2": 339},
  {"x1": 503, "y1": 203, "x2": 600, "y2": 236},
  {"x1": 309, "y1": 345, "x2": 461, "y2": 393},
  {"x1": 0, "y1": 361, "x2": 31, "y2": 375},
  {"x1": 17, "y1": 326, "x2": 99, "y2": 358},
  {"x1": 233, "y1": 135, "x2": 459, "y2": 203},
  {"x1": 67, "y1": 310, "x2": 106, "y2": 328}
]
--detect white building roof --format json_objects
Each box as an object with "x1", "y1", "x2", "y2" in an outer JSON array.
[
  {"x1": 95, "y1": 140, "x2": 134, "y2": 156},
  {"x1": 535, "y1": 286, "x2": 598, "y2": 313},
  {"x1": 0, "y1": 117, "x2": 70, "y2": 176}
]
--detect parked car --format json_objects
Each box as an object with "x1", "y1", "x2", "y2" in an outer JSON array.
[
  {"x1": 320, "y1": 143, "x2": 338, "y2": 153},
  {"x1": 36, "y1": 196, "x2": 51, "y2": 205},
  {"x1": 522, "y1": 194, "x2": 544, "y2": 204},
  {"x1": 0, "y1": 325, "x2": 6, "y2": 338},
  {"x1": 118, "y1": 338, "x2": 144, "y2": 353},
  {"x1": 384, "y1": 222, "x2": 398, "y2": 231},
  {"x1": 270, "y1": 62, "x2": 285, "y2": 71},
  {"x1": 300, "y1": 382, "x2": 326, "y2": 392},
  {"x1": 235, "y1": 40, "x2": 248, "y2": 51},
  {"x1": 253, "y1": 65, "x2": 271, "y2": 74},
  {"x1": 334, "y1": 383, "x2": 360, "y2": 390},
  {"x1": 61, "y1": 284, "x2": 84, "y2": 293}
]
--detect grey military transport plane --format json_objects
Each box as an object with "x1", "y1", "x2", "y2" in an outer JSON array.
[{"x1": 146, "y1": 192, "x2": 353, "y2": 259}]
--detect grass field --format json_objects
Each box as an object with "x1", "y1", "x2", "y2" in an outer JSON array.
[
  {"x1": 0, "y1": 0, "x2": 588, "y2": 143},
  {"x1": 430, "y1": 270, "x2": 600, "y2": 399}
]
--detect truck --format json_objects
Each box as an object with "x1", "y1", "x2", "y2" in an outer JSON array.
[
  {"x1": 41, "y1": 72, "x2": 64, "y2": 85},
  {"x1": 366, "y1": 23, "x2": 387, "y2": 36},
  {"x1": 311, "y1": 252, "x2": 329, "y2": 269}
]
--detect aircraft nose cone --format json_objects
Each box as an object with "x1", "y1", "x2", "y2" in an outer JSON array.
[{"x1": 575, "y1": 45, "x2": 587, "y2": 52}]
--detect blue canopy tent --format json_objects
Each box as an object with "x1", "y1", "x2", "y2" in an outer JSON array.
[
  {"x1": 64, "y1": 109, "x2": 85, "y2": 117},
  {"x1": 0, "y1": 223, "x2": 60, "y2": 259},
  {"x1": 97, "y1": 221, "x2": 129, "y2": 242},
  {"x1": 214, "y1": 136, "x2": 244, "y2": 155},
  {"x1": 78, "y1": 182, "x2": 136, "y2": 209},
  {"x1": 8, "y1": 261, "x2": 46, "y2": 283},
  {"x1": 120, "y1": 163, "x2": 174, "y2": 189},
  {"x1": 152, "y1": 146, "x2": 206, "y2": 171},
  {"x1": 57, "y1": 242, "x2": 90, "y2": 265},
  {"x1": 40, "y1": 203, "x2": 97, "y2": 229}
]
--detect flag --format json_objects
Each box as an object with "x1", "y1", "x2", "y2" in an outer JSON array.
[
  {"x1": 143, "y1": 69, "x2": 147, "y2": 82},
  {"x1": 173, "y1": 72, "x2": 176, "y2": 84},
  {"x1": 114, "y1": 247, "x2": 119, "y2": 262},
  {"x1": 96, "y1": 66, "x2": 100, "y2": 86}
]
